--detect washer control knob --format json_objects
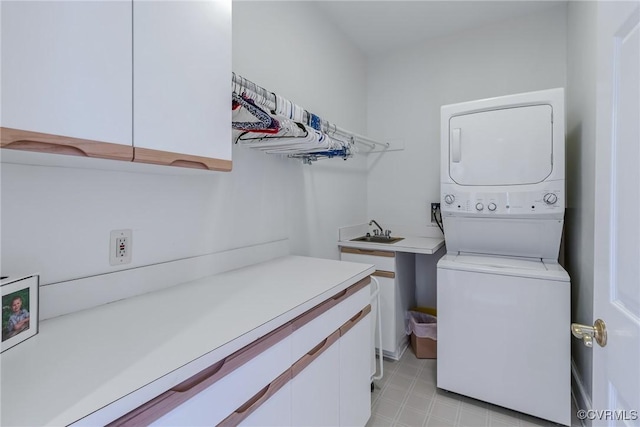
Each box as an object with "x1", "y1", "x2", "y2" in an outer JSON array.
[
  {"x1": 543, "y1": 193, "x2": 558, "y2": 205},
  {"x1": 488, "y1": 202, "x2": 497, "y2": 211},
  {"x1": 444, "y1": 194, "x2": 455, "y2": 205},
  {"x1": 475, "y1": 202, "x2": 484, "y2": 211}
]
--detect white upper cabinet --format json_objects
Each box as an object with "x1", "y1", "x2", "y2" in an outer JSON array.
[
  {"x1": 133, "y1": 0, "x2": 232, "y2": 171},
  {"x1": 1, "y1": 1, "x2": 133, "y2": 160},
  {"x1": 1, "y1": 0, "x2": 232, "y2": 171}
]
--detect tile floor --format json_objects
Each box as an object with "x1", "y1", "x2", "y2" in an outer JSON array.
[{"x1": 367, "y1": 347, "x2": 582, "y2": 427}]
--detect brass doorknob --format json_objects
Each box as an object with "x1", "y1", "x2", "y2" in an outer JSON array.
[{"x1": 571, "y1": 319, "x2": 607, "y2": 348}]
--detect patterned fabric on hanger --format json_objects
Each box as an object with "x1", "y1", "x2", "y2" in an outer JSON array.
[{"x1": 232, "y1": 92, "x2": 280, "y2": 133}]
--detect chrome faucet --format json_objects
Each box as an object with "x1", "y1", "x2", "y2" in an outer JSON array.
[{"x1": 369, "y1": 219, "x2": 385, "y2": 237}]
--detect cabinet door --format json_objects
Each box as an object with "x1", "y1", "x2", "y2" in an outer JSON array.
[
  {"x1": 291, "y1": 339, "x2": 340, "y2": 426},
  {"x1": 339, "y1": 312, "x2": 372, "y2": 427},
  {"x1": 1, "y1": 1, "x2": 132, "y2": 160},
  {"x1": 133, "y1": 0, "x2": 232, "y2": 171},
  {"x1": 238, "y1": 382, "x2": 291, "y2": 427}
]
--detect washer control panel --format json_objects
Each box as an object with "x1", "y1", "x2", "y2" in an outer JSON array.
[{"x1": 441, "y1": 187, "x2": 564, "y2": 215}]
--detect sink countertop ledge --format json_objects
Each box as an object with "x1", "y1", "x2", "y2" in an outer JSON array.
[{"x1": 339, "y1": 235, "x2": 445, "y2": 255}]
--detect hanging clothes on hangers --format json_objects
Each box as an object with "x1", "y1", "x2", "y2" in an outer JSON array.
[
  {"x1": 231, "y1": 73, "x2": 385, "y2": 164},
  {"x1": 232, "y1": 92, "x2": 280, "y2": 134},
  {"x1": 234, "y1": 112, "x2": 309, "y2": 144},
  {"x1": 308, "y1": 113, "x2": 322, "y2": 131}
]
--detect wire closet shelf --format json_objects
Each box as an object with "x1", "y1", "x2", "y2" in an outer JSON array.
[{"x1": 232, "y1": 73, "x2": 389, "y2": 164}]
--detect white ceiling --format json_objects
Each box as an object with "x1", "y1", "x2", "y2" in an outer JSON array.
[{"x1": 313, "y1": 1, "x2": 567, "y2": 57}]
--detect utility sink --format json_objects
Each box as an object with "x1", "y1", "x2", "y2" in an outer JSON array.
[{"x1": 350, "y1": 236, "x2": 404, "y2": 244}]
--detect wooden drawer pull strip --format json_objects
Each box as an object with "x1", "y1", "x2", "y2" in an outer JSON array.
[
  {"x1": 170, "y1": 359, "x2": 225, "y2": 393},
  {"x1": 1, "y1": 127, "x2": 134, "y2": 161},
  {"x1": 217, "y1": 369, "x2": 292, "y2": 427},
  {"x1": 339, "y1": 305, "x2": 372, "y2": 336},
  {"x1": 3, "y1": 140, "x2": 89, "y2": 156},
  {"x1": 340, "y1": 247, "x2": 395, "y2": 257},
  {"x1": 344, "y1": 276, "x2": 371, "y2": 297},
  {"x1": 372, "y1": 270, "x2": 395, "y2": 279},
  {"x1": 331, "y1": 288, "x2": 348, "y2": 300},
  {"x1": 171, "y1": 322, "x2": 291, "y2": 393},
  {"x1": 169, "y1": 159, "x2": 209, "y2": 170},
  {"x1": 291, "y1": 329, "x2": 341, "y2": 378},
  {"x1": 292, "y1": 276, "x2": 371, "y2": 331},
  {"x1": 134, "y1": 147, "x2": 232, "y2": 171},
  {"x1": 107, "y1": 322, "x2": 292, "y2": 426}
]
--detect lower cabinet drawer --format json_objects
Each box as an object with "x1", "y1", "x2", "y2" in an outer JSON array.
[
  {"x1": 149, "y1": 334, "x2": 292, "y2": 427},
  {"x1": 291, "y1": 279, "x2": 370, "y2": 361},
  {"x1": 340, "y1": 249, "x2": 396, "y2": 272},
  {"x1": 237, "y1": 381, "x2": 292, "y2": 427},
  {"x1": 225, "y1": 304, "x2": 372, "y2": 427},
  {"x1": 291, "y1": 340, "x2": 340, "y2": 427}
]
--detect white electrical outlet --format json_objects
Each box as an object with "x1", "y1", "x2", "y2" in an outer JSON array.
[{"x1": 110, "y1": 229, "x2": 132, "y2": 266}]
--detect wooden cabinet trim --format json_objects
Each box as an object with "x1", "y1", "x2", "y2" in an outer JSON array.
[
  {"x1": 372, "y1": 270, "x2": 395, "y2": 279},
  {"x1": 290, "y1": 329, "x2": 341, "y2": 378},
  {"x1": 340, "y1": 247, "x2": 395, "y2": 257},
  {"x1": 107, "y1": 322, "x2": 292, "y2": 427},
  {"x1": 291, "y1": 276, "x2": 371, "y2": 331},
  {"x1": 0, "y1": 129, "x2": 234, "y2": 171},
  {"x1": 0, "y1": 127, "x2": 133, "y2": 161},
  {"x1": 217, "y1": 369, "x2": 292, "y2": 427},
  {"x1": 133, "y1": 147, "x2": 232, "y2": 171},
  {"x1": 339, "y1": 305, "x2": 372, "y2": 337},
  {"x1": 171, "y1": 321, "x2": 292, "y2": 393}
]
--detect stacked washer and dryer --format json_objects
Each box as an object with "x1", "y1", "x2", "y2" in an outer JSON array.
[{"x1": 436, "y1": 88, "x2": 571, "y2": 426}]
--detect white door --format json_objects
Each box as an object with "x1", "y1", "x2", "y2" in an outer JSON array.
[{"x1": 592, "y1": 1, "x2": 640, "y2": 425}]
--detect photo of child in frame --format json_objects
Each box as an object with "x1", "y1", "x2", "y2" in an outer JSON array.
[{"x1": 2, "y1": 288, "x2": 30, "y2": 342}]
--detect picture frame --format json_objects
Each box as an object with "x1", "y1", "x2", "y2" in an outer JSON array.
[{"x1": 1, "y1": 274, "x2": 39, "y2": 353}]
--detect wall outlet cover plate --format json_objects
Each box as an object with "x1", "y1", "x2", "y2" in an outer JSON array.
[{"x1": 109, "y1": 229, "x2": 132, "y2": 266}]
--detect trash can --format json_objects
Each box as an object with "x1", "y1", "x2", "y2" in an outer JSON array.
[{"x1": 406, "y1": 310, "x2": 437, "y2": 359}]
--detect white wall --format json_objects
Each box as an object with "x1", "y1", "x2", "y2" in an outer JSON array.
[
  {"x1": 232, "y1": 1, "x2": 369, "y2": 260},
  {"x1": 366, "y1": 4, "x2": 568, "y2": 236},
  {"x1": 565, "y1": 0, "x2": 598, "y2": 410},
  {"x1": 0, "y1": 2, "x2": 369, "y2": 289}
]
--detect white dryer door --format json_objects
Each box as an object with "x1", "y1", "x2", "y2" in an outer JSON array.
[{"x1": 448, "y1": 105, "x2": 553, "y2": 186}]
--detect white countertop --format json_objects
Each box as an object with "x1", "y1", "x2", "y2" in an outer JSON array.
[
  {"x1": 0, "y1": 256, "x2": 374, "y2": 427},
  {"x1": 338, "y1": 236, "x2": 445, "y2": 255}
]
